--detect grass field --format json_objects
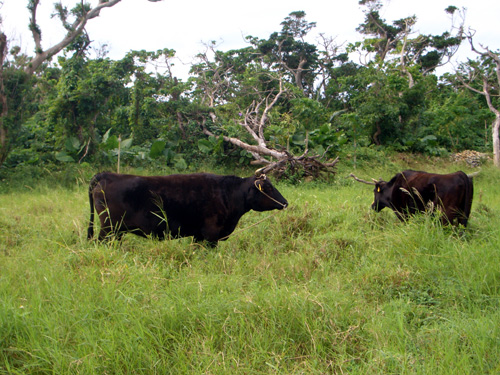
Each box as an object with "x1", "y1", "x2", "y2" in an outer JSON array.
[{"x1": 1, "y1": 160, "x2": 499, "y2": 374}]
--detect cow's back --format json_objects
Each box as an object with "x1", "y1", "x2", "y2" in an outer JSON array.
[
  {"x1": 89, "y1": 172, "x2": 250, "y2": 241},
  {"x1": 402, "y1": 170, "x2": 472, "y2": 225},
  {"x1": 153, "y1": 174, "x2": 248, "y2": 239}
]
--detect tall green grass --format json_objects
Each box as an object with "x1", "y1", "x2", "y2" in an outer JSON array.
[{"x1": 0, "y1": 163, "x2": 499, "y2": 374}]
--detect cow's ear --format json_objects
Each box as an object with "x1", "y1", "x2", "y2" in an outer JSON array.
[{"x1": 376, "y1": 184, "x2": 381, "y2": 193}]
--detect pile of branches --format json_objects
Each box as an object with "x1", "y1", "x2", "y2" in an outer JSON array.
[{"x1": 255, "y1": 149, "x2": 339, "y2": 180}]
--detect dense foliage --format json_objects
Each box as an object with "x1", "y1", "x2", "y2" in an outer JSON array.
[{"x1": 0, "y1": 3, "x2": 498, "y2": 174}]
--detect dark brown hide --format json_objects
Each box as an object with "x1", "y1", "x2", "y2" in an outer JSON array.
[
  {"x1": 87, "y1": 172, "x2": 288, "y2": 243},
  {"x1": 372, "y1": 170, "x2": 473, "y2": 226}
]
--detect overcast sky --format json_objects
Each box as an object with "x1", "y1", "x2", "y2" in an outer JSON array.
[{"x1": 1, "y1": 0, "x2": 499, "y2": 78}]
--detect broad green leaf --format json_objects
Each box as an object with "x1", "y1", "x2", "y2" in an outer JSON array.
[
  {"x1": 65, "y1": 136, "x2": 80, "y2": 152},
  {"x1": 174, "y1": 157, "x2": 187, "y2": 170},
  {"x1": 103, "y1": 135, "x2": 119, "y2": 150},
  {"x1": 102, "y1": 128, "x2": 112, "y2": 143},
  {"x1": 150, "y1": 140, "x2": 166, "y2": 159},
  {"x1": 121, "y1": 137, "x2": 133, "y2": 149},
  {"x1": 198, "y1": 139, "x2": 213, "y2": 153},
  {"x1": 55, "y1": 151, "x2": 75, "y2": 163}
]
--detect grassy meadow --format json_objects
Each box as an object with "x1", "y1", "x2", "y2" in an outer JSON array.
[{"x1": 1, "y1": 158, "x2": 499, "y2": 374}]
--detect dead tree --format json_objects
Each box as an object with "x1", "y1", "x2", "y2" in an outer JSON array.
[{"x1": 201, "y1": 76, "x2": 339, "y2": 179}]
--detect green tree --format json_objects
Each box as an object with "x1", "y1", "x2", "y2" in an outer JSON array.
[
  {"x1": 356, "y1": 0, "x2": 463, "y2": 76},
  {"x1": 425, "y1": 86, "x2": 491, "y2": 152},
  {"x1": 45, "y1": 52, "x2": 134, "y2": 162},
  {"x1": 0, "y1": 39, "x2": 39, "y2": 166},
  {"x1": 252, "y1": 11, "x2": 319, "y2": 97},
  {"x1": 0, "y1": 0, "x2": 162, "y2": 167},
  {"x1": 189, "y1": 20, "x2": 340, "y2": 177},
  {"x1": 337, "y1": 1, "x2": 465, "y2": 151}
]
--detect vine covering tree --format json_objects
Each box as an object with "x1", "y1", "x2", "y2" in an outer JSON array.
[{"x1": 0, "y1": 0, "x2": 162, "y2": 166}]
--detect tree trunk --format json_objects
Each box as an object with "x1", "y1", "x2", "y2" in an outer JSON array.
[
  {"x1": 464, "y1": 34, "x2": 500, "y2": 168},
  {"x1": 372, "y1": 124, "x2": 382, "y2": 146},
  {"x1": 493, "y1": 116, "x2": 500, "y2": 167},
  {"x1": 0, "y1": 32, "x2": 8, "y2": 165},
  {"x1": 201, "y1": 125, "x2": 286, "y2": 161},
  {"x1": 482, "y1": 78, "x2": 500, "y2": 167}
]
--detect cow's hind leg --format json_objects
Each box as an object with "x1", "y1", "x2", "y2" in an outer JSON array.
[
  {"x1": 443, "y1": 207, "x2": 467, "y2": 227},
  {"x1": 457, "y1": 210, "x2": 469, "y2": 227},
  {"x1": 98, "y1": 227, "x2": 120, "y2": 242},
  {"x1": 441, "y1": 209, "x2": 455, "y2": 226},
  {"x1": 97, "y1": 214, "x2": 124, "y2": 242}
]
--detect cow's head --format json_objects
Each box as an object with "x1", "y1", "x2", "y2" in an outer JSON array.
[
  {"x1": 372, "y1": 180, "x2": 392, "y2": 211},
  {"x1": 250, "y1": 172, "x2": 288, "y2": 211}
]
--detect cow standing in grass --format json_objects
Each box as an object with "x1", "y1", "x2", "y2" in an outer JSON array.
[
  {"x1": 87, "y1": 171, "x2": 288, "y2": 244},
  {"x1": 352, "y1": 170, "x2": 474, "y2": 226}
]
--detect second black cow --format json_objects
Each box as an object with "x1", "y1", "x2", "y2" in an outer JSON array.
[
  {"x1": 87, "y1": 171, "x2": 288, "y2": 244},
  {"x1": 372, "y1": 170, "x2": 473, "y2": 226}
]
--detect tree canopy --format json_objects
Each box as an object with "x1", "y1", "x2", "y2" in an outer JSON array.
[{"x1": 1, "y1": 1, "x2": 499, "y2": 175}]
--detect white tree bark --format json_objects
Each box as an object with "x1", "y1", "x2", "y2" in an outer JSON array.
[
  {"x1": 460, "y1": 34, "x2": 500, "y2": 167},
  {"x1": 492, "y1": 117, "x2": 500, "y2": 167}
]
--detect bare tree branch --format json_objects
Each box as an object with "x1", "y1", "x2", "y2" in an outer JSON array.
[
  {"x1": 0, "y1": 0, "x2": 161, "y2": 167},
  {"x1": 398, "y1": 18, "x2": 415, "y2": 88},
  {"x1": 26, "y1": 0, "x2": 123, "y2": 75},
  {"x1": 200, "y1": 116, "x2": 286, "y2": 161}
]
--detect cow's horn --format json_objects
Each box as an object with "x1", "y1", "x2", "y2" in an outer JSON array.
[
  {"x1": 255, "y1": 167, "x2": 266, "y2": 176},
  {"x1": 349, "y1": 173, "x2": 376, "y2": 185}
]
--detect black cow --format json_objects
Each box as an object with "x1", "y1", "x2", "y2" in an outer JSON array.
[
  {"x1": 87, "y1": 171, "x2": 288, "y2": 244},
  {"x1": 372, "y1": 170, "x2": 473, "y2": 226}
]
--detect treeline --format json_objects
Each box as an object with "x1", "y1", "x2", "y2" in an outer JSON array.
[{"x1": 1, "y1": 5, "x2": 498, "y2": 174}]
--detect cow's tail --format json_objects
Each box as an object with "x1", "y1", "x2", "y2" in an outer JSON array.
[
  {"x1": 462, "y1": 173, "x2": 474, "y2": 226},
  {"x1": 87, "y1": 173, "x2": 101, "y2": 240}
]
